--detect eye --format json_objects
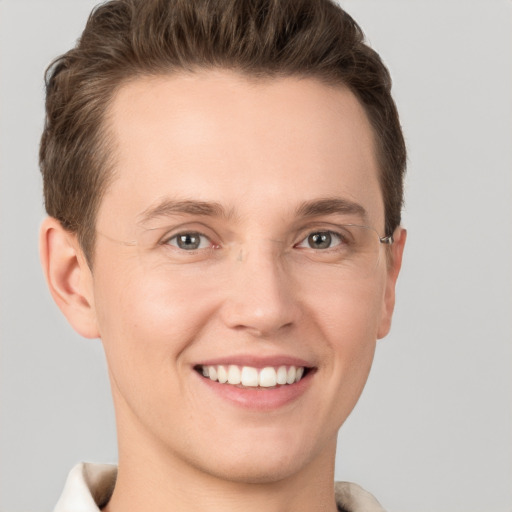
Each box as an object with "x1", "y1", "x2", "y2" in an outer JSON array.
[
  {"x1": 296, "y1": 231, "x2": 343, "y2": 250},
  {"x1": 166, "y1": 232, "x2": 212, "y2": 251}
]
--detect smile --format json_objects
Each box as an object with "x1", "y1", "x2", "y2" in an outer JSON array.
[{"x1": 196, "y1": 364, "x2": 307, "y2": 388}]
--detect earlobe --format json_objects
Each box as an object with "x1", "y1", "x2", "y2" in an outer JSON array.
[
  {"x1": 377, "y1": 227, "x2": 407, "y2": 339},
  {"x1": 39, "y1": 217, "x2": 100, "y2": 339}
]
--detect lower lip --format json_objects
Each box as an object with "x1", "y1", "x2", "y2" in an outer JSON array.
[{"x1": 195, "y1": 371, "x2": 314, "y2": 411}]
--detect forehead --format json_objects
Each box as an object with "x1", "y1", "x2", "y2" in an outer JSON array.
[{"x1": 99, "y1": 70, "x2": 383, "y2": 233}]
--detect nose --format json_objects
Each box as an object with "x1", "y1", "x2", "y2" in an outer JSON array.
[{"x1": 219, "y1": 245, "x2": 299, "y2": 337}]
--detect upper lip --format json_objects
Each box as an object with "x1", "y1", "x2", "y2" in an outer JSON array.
[{"x1": 194, "y1": 355, "x2": 315, "y2": 369}]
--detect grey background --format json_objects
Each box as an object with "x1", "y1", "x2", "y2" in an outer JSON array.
[{"x1": 1, "y1": 1, "x2": 511, "y2": 511}]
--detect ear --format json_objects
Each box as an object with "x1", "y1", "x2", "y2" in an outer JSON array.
[
  {"x1": 377, "y1": 227, "x2": 407, "y2": 339},
  {"x1": 39, "y1": 217, "x2": 100, "y2": 339}
]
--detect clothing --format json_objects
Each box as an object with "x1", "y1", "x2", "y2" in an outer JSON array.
[{"x1": 54, "y1": 463, "x2": 386, "y2": 512}]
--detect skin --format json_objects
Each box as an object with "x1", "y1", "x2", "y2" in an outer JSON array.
[{"x1": 40, "y1": 70, "x2": 405, "y2": 512}]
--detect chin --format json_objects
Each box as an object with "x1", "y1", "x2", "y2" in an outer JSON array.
[
  {"x1": 182, "y1": 430, "x2": 333, "y2": 486},
  {"x1": 199, "y1": 453, "x2": 307, "y2": 485}
]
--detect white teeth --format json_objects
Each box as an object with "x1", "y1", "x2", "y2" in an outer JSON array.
[
  {"x1": 217, "y1": 365, "x2": 228, "y2": 383},
  {"x1": 227, "y1": 365, "x2": 241, "y2": 384},
  {"x1": 259, "y1": 367, "x2": 277, "y2": 387},
  {"x1": 276, "y1": 366, "x2": 287, "y2": 385},
  {"x1": 201, "y1": 364, "x2": 307, "y2": 387},
  {"x1": 286, "y1": 366, "x2": 296, "y2": 384},
  {"x1": 241, "y1": 366, "x2": 259, "y2": 387}
]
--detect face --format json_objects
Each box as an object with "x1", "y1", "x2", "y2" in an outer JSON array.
[{"x1": 85, "y1": 71, "x2": 403, "y2": 484}]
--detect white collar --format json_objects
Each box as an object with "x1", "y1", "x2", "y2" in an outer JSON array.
[
  {"x1": 54, "y1": 463, "x2": 386, "y2": 512},
  {"x1": 54, "y1": 463, "x2": 117, "y2": 512}
]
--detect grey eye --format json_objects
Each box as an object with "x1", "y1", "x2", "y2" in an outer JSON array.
[
  {"x1": 303, "y1": 231, "x2": 342, "y2": 249},
  {"x1": 168, "y1": 232, "x2": 210, "y2": 250},
  {"x1": 308, "y1": 232, "x2": 331, "y2": 249}
]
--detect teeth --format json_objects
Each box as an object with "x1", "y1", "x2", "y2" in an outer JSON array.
[
  {"x1": 259, "y1": 367, "x2": 277, "y2": 387},
  {"x1": 201, "y1": 364, "x2": 307, "y2": 387},
  {"x1": 276, "y1": 366, "x2": 287, "y2": 385},
  {"x1": 217, "y1": 365, "x2": 228, "y2": 384},
  {"x1": 241, "y1": 366, "x2": 259, "y2": 387},
  {"x1": 227, "y1": 365, "x2": 241, "y2": 384}
]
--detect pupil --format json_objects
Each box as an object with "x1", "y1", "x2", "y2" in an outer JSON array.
[
  {"x1": 309, "y1": 232, "x2": 331, "y2": 249},
  {"x1": 178, "y1": 233, "x2": 200, "y2": 250}
]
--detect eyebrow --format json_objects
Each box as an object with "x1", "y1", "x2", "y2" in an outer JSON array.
[
  {"x1": 137, "y1": 198, "x2": 230, "y2": 225},
  {"x1": 137, "y1": 196, "x2": 367, "y2": 226},
  {"x1": 295, "y1": 197, "x2": 367, "y2": 221}
]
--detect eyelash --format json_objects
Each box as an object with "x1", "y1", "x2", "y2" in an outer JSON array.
[
  {"x1": 163, "y1": 231, "x2": 218, "y2": 251},
  {"x1": 163, "y1": 229, "x2": 347, "y2": 252},
  {"x1": 294, "y1": 231, "x2": 344, "y2": 251}
]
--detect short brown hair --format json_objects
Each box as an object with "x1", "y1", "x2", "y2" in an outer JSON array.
[{"x1": 40, "y1": 0, "x2": 406, "y2": 265}]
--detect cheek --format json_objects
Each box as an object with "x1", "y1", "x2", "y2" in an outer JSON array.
[
  {"x1": 304, "y1": 272, "x2": 385, "y2": 404},
  {"x1": 303, "y1": 267, "x2": 386, "y2": 345},
  {"x1": 92, "y1": 259, "x2": 216, "y2": 399},
  {"x1": 327, "y1": 292, "x2": 381, "y2": 382}
]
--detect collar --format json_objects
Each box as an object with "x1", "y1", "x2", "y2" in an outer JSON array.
[{"x1": 54, "y1": 463, "x2": 386, "y2": 512}]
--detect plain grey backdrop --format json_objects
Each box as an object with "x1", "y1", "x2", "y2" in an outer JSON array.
[{"x1": 1, "y1": 1, "x2": 511, "y2": 511}]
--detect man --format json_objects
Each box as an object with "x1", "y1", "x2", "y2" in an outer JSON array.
[{"x1": 39, "y1": 0, "x2": 406, "y2": 511}]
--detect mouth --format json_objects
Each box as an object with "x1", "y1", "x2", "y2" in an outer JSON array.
[{"x1": 194, "y1": 364, "x2": 312, "y2": 389}]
